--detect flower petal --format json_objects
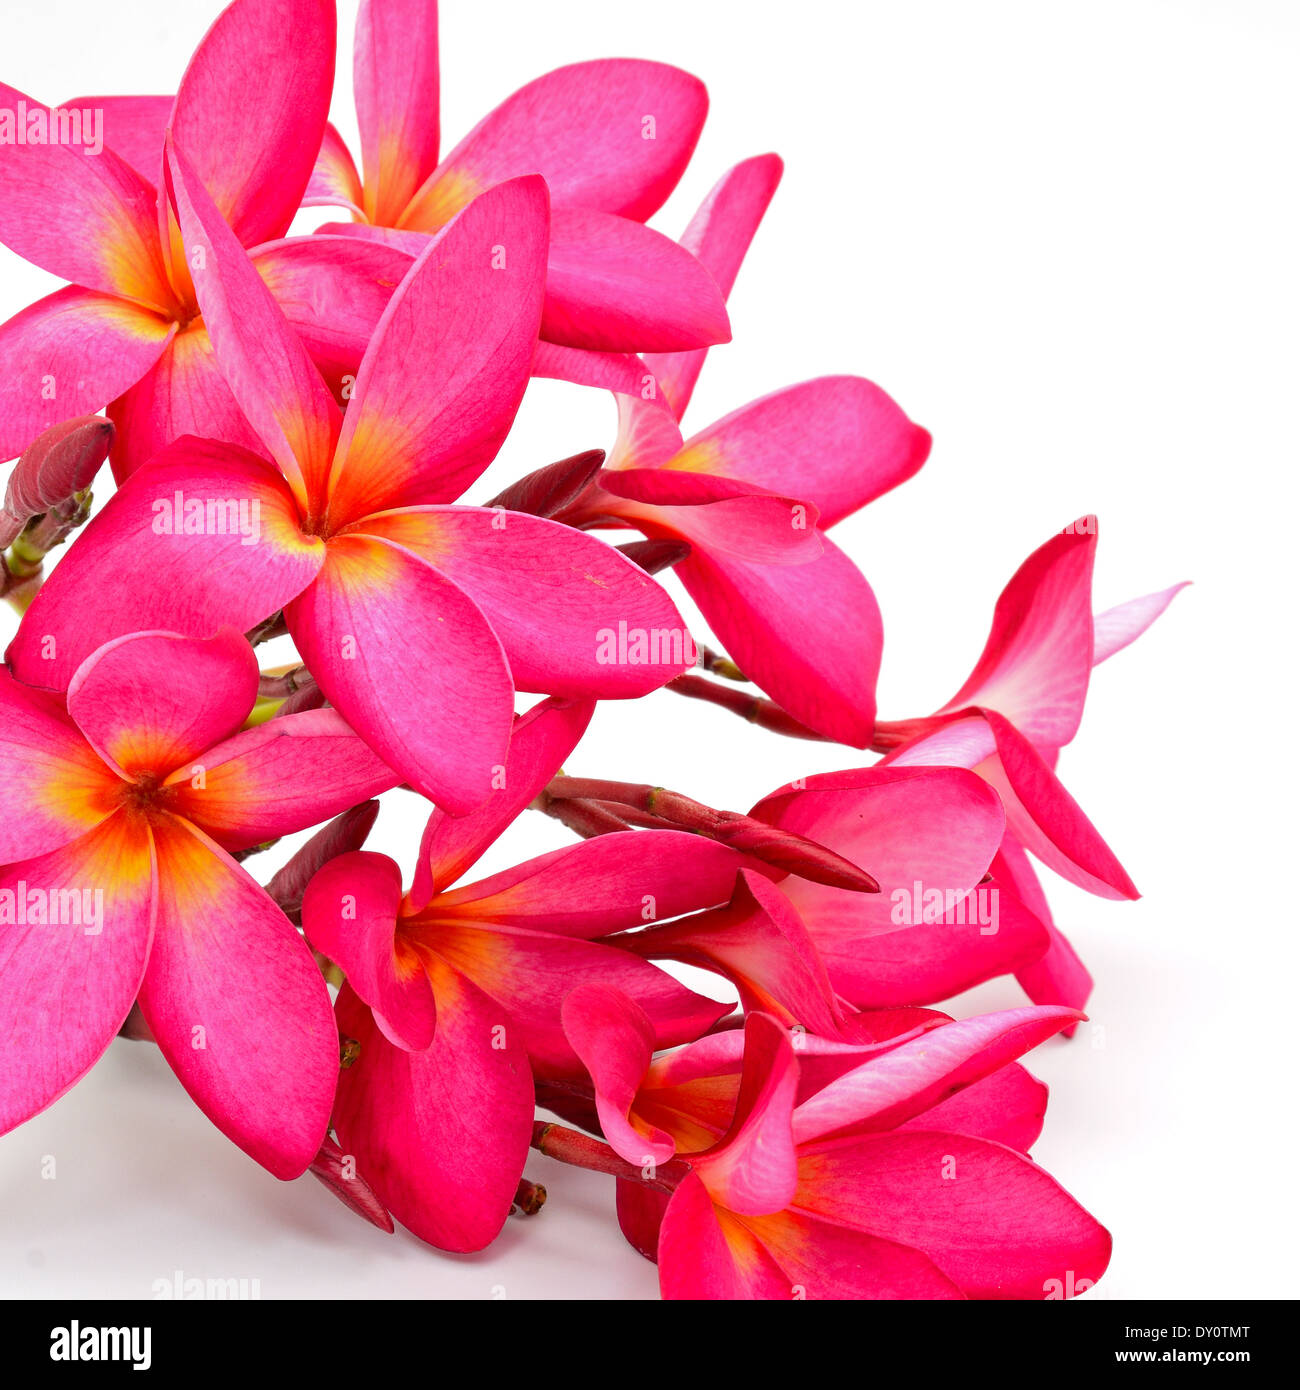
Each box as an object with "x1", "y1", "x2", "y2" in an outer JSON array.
[
  {"x1": 138, "y1": 815, "x2": 337, "y2": 1178},
  {"x1": 63, "y1": 94, "x2": 171, "y2": 187},
  {"x1": 1092, "y1": 582, "x2": 1190, "y2": 665},
  {"x1": 657, "y1": 1171, "x2": 792, "y2": 1299},
  {"x1": 66, "y1": 628, "x2": 256, "y2": 780},
  {"x1": 285, "y1": 532, "x2": 513, "y2": 815},
  {"x1": 0, "y1": 813, "x2": 156, "y2": 1134},
  {"x1": 304, "y1": 122, "x2": 364, "y2": 214}
]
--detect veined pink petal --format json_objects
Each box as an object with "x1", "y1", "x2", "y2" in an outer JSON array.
[
  {"x1": 626, "y1": 869, "x2": 845, "y2": 1039},
  {"x1": 333, "y1": 973, "x2": 533, "y2": 1252},
  {"x1": 666, "y1": 377, "x2": 931, "y2": 529},
  {"x1": 250, "y1": 236, "x2": 413, "y2": 398},
  {"x1": 606, "y1": 392, "x2": 686, "y2": 472},
  {"x1": 63, "y1": 94, "x2": 172, "y2": 187},
  {"x1": 0, "y1": 813, "x2": 156, "y2": 1135},
  {"x1": 1092, "y1": 582, "x2": 1190, "y2": 665},
  {"x1": 354, "y1": 0, "x2": 441, "y2": 226},
  {"x1": 402, "y1": 59, "x2": 706, "y2": 228},
  {"x1": 560, "y1": 984, "x2": 674, "y2": 1167},
  {"x1": 678, "y1": 535, "x2": 881, "y2": 746},
  {"x1": 106, "y1": 326, "x2": 268, "y2": 483},
  {"x1": 0, "y1": 81, "x2": 171, "y2": 308},
  {"x1": 657, "y1": 1172, "x2": 793, "y2": 1299},
  {"x1": 418, "y1": 918, "x2": 723, "y2": 1076},
  {"x1": 0, "y1": 669, "x2": 118, "y2": 860},
  {"x1": 165, "y1": 140, "x2": 340, "y2": 512},
  {"x1": 938, "y1": 522, "x2": 1098, "y2": 749},
  {"x1": 411, "y1": 696, "x2": 594, "y2": 909},
  {"x1": 694, "y1": 1014, "x2": 799, "y2": 1216},
  {"x1": 542, "y1": 208, "x2": 730, "y2": 354},
  {"x1": 165, "y1": 708, "x2": 401, "y2": 851},
  {"x1": 66, "y1": 628, "x2": 256, "y2": 780},
  {"x1": 0, "y1": 289, "x2": 174, "y2": 463},
  {"x1": 902, "y1": 1063, "x2": 1048, "y2": 1153},
  {"x1": 324, "y1": 177, "x2": 549, "y2": 524},
  {"x1": 7, "y1": 441, "x2": 324, "y2": 691},
  {"x1": 432, "y1": 830, "x2": 749, "y2": 936},
  {"x1": 794, "y1": 1131, "x2": 1112, "y2": 1299},
  {"x1": 168, "y1": 0, "x2": 335, "y2": 248},
  {"x1": 644, "y1": 154, "x2": 785, "y2": 420},
  {"x1": 531, "y1": 343, "x2": 657, "y2": 396},
  {"x1": 792, "y1": 1006, "x2": 1081, "y2": 1144},
  {"x1": 354, "y1": 506, "x2": 695, "y2": 696},
  {"x1": 138, "y1": 814, "x2": 337, "y2": 1178},
  {"x1": 303, "y1": 123, "x2": 364, "y2": 215},
  {"x1": 611, "y1": 486, "x2": 824, "y2": 566},
  {"x1": 285, "y1": 532, "x2": 513, "y2": 815},
  {"x1": 302, "y1": 851, "x2": 436, "y2": 1051},
  {"x1": 997, "y1": 835, "x2": 1094, "y2": 1017}
]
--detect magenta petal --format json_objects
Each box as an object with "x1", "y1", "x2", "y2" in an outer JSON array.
[
  {"x1": 138, "y1": 815, "x2": 337, "y2": 1178},
  {"x1": 1093, "y1": 582, "x2": 1190, "y2": 665},
  {"x1": 63, "y1": 94, "x2": 172, "y2": 187},
  {"x1": 333, "y1": 975, "x2": 533, "y2": 1252},
  {"x1": 657, "y1": 1171, "x2": 791, "y2": 1300},
  {"x1": 7, "y1": 442, "x2": 324, "y2": 691},
  {"x1": 302, "y1": 851, "x2": 436, "y2": 1051},
  {"x1": 902, "y1": 1063, "x2": 1049, "y2": 1153},
  {"x1": 286, "y1": 533, "x2": 513, "y2": 815},
  {"x1": 0, "y1": 815, "x2": 156, "y2": 1134},
  {"x1": 411, "y1": 696, "x2": 594, "y2": 908}
]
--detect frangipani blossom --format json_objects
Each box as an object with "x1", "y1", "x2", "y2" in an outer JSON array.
[
  {"x1": 0, "y1": 0, "x2": 409, "y2": 476},
  {"x1": 550, "y1": 157, "x2": 930, "y2": 744},
  {"x1": 301, "y1": 697, "x2": 751, "y2": 1250},
  {"x1": 0, "y1": 627, "x2": 400, "y2": 1175},
  {"x1": 556, "y1": 997, "x2": 1108, "y2": 1299},
  {"x1": 9, "y1": 146, "x2": 693, "y2": 814},
  {"x1": 307, "y1": 0, "x2": 730, "y2": 356},
  {"x1": 871, "y1": 521, "x2": 1187, "y2": 1009}
]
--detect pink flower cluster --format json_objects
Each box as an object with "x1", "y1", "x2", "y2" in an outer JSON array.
[{"x1": 0, "y1": 0, "x2": 1182, "y2": 1299}]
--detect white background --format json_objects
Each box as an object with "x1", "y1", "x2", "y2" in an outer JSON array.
[{"x1": 0, "y1": 0, "x2": 1296, "y2": 1299}]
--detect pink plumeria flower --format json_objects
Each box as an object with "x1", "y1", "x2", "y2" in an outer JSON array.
[
  {"x1": 306, "y1": 0, "x2": 729, "y2": 358},
  {"x1": 0, "y1": 627, "x2": 400, "y2": 1174},
  {"x1": 871, "y1": 519, "x2": 1188, "y2": 1010},
  {"x1": 0, "y1": 0, "x2": 409, "y2": 476},
  {"x1": 8, "y1": 144, "x2": 694, "y2": 814},
  {"x1": 551, "y1": 156, "x2": 931, "y2": 743},
  {"x1": 560, "y1": 995, "x2": 1108, "y2": 1299},
  {"x1": 300, "y1": 697, "x2": 754, "y2": 1251}
]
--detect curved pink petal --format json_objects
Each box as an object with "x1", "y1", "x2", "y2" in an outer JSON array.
[
  {"x1": 138, "y1": 815, "x2": 337, "y2": 1178},
  {"x1": 902, "y1": 1063, "x2": 1048, "y2": 1153},
  {"x1": 165, "y1": 708, "x2": 401, "y2": 851},
  {"x1": 413, "y1": 919, "x2": 726, "y2": 1076},
  {"x1": 560, "y1": 984, "x2": 674, "y2": 1167},
  {"x1": 165, "y1": 139, "x2": 340, "y2": 511},
  {"x1": 0, "y1": 667, "x2": 119, "y2": 861},
  {"x1": 693, "y1": 1013, "x2": 799, "y2": 1216},
  {"x1": 169, "y1": 0, "x2": 335, "y2": 248},
  {"x1": 66, "y1": 628, "x2": 256, "y2": 780},
  {"x1": 302, "y1": 850, "x2": 436, "y2": 1051},
  {"x1": 432, "y1": 830, "x2": 749, "y2": 936},
  {"x1": 411, "y1": 696, "x2": 594, "y2": 908},
  {"x1": 106, "y1": 325, "x2": 268, "y2": 483},
  {"x1": 0, "y1": 289, "x2": 174, "y2": 464},
  {"x1": 404, "y1": 58, "x2": 706, "y2": 227},
  {"x1": 333, "y1": 972, "x2": 533, "y2": 1252},
  {"x1": 324, "y1": 177, "x2": 549, "y2": 524},
  {"x1": 997, "y1": 835, "x2": 1093, "y2": 1017},
  {"x1": 939, "y1": 522, "x2": 1098, "y2": 750},
  {"x1": 285, "y1": 532, "x2": 513, "y2": 815},
  {"x1": 63, "y1": 94, "x2": 171, "y2": 187},
  {"x1": 606, "y1": 391, "x2": 685, "y2": 471},
  {"x1": 0, "y1": 80, "x2": 170, "y2": 307},
  {"x1": 657, "y1": 1171, "x2": 792, "y2": 1300},
  {"x1": 678, "y1": 535, "x2": 881, "y2": 746},
  {"x1": 541, "y1": 208, "x2": 730, "y2": 354},
  {"x1": 304, "y1": 122, "x2": 365, "y2": 214},
  {"x1": 531, "y1": 343, "x2": 656, "y2": 396},
  {"x1": 0, "y1": 813, "x2": 156, "y2": 1134},
  {"x1": 354, "y1": 0, "x2": 441, "y2": 226},
  {"x1": 792, "y1": 1006, "x2": 1081, "y2": 1144},
  {"x1": 667, "y1": 377, "x2": 930, "y2": 529},
  {"x1": 1093, "y1": 582, "x2": 1190, "y2": 665},
  {"x1": 7, "y1": 442, "x2": 324, "y2": 691},
  {"x1": 644, "y1": 153, "x2": 785, "y2": 420},
  {"x1": 795, "y1": 1131, "x2": 1112, "y2": 1299},
  {"x1": 354, "y1": 505, "x2": 695, "y2": 696}
]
